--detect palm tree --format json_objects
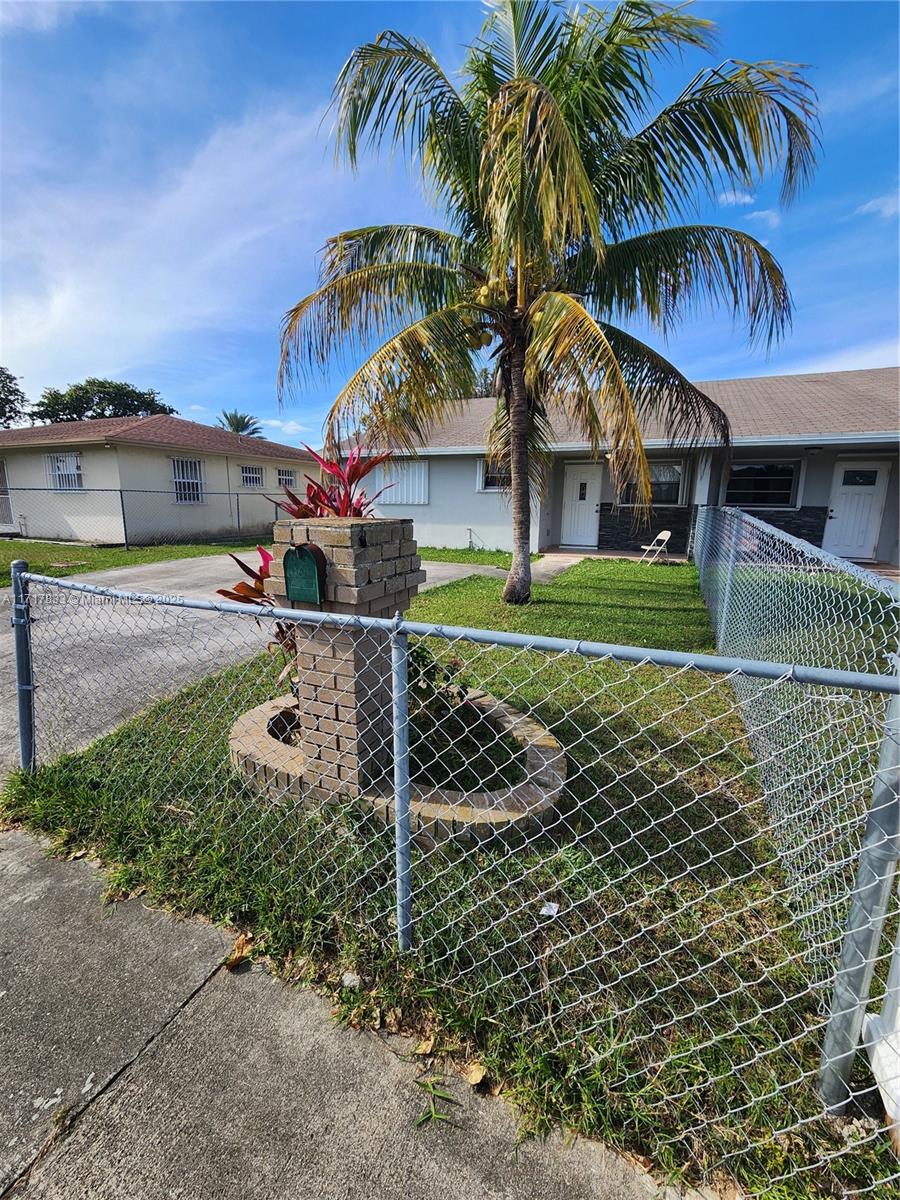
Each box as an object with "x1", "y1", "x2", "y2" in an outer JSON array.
[
  {"x1": 217, "y1": 409, "x2": 263, "y2": 437},
  {"x1": 279, "y1": 0, "x2": 817, "y2": 603}
]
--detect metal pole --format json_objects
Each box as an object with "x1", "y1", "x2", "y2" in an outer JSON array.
[
  {"x1": 10, "y1": 560, "x2": 35, "y2": 773},
  {"x1": 819, "y1": 690, "x2": 900, "y2": 1110},
  {"x1": 718, "y1": 510, "x2": 740, "y2": 650},
  {"x1": 235, "y1": 492, "x2": 241, "y2": 535},
  {"x1": 391, "y1": 613, "x2": 412, "y2": 952},
  {"x1": 118, "y1": 489, "x2": 129, "y2": 550}
]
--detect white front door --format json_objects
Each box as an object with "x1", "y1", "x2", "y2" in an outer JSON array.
[
  {"x1": 822, "y1": 460, "x2": 891, "y2": 561},
  {"x1": 561, "y1": 462, "x2": 602, "y2": 547},
  {"x1": 0, "y1": 461, "x2": 13, "y2": 529}
]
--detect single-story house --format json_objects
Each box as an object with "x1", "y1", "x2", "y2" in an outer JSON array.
[
  {"x1": 0, "y1": 414, "x2": 314, "y2": 545},
  {"x1": 368, "y1": 367, "x2": 899, "y2": 566}
]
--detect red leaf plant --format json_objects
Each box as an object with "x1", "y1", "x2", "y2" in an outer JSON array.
[
  {"x1": 265, "y1": 444, "x2": 394, "y2": 519},
  {"x1": 216, "y1": 545, "x2": 298, "y2": 690}
]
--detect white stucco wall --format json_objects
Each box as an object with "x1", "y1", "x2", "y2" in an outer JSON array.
[
  {"x1": 372, "y1": 454, "x2": 542, "y2": 552},
  {"x1": 0, "y1": 441, "x2": 310, "y2": 545},
  {"x1": 0, "y1": 444, "x2": 125, "y2": 542}
]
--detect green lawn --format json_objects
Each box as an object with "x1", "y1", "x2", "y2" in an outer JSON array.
[
  {"x1": 0, "y1": 538, "x2": 258, "y2": 589},
  {"x1": 417, "y1": 545, "x2": 540, "y2": 569},
  {"x1": 2, "y1": 557, "x2": 890, "y2": 1197},
  {"x1": 409, "y1": 556, "x2": 714, "y2": 651}
]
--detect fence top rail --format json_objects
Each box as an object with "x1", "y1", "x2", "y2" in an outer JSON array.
[
  {"x1": 708, "y1": 506, "x2": 899, "y2": 598},
  {"x1": 17, "y1": 567, "x2": 900, "y2": 696}
]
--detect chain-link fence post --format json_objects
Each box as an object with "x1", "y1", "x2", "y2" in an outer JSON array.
[
  {"x1": 10, "y1": 560, "x2": 35, "y2": 773},
  {"x1": 819, "y1": 689, "x2": 900, "y2": 1111},
  {"x1": 391, "y1": 613, "x2": 413, "y2": 951},
  {"x1": 118, "y1": 489, "x2": 130, "y2": 549},
  {"x1": 718, "y1": 509, "x2": 740, "y2": 650}
]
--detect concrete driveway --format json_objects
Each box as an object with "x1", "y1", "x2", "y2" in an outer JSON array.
[{"x1": 0, "y1": 555, "x2": 509, "y2": 777}]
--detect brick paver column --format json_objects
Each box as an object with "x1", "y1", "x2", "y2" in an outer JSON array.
[{"x1": 265, "y1": 518, "x2": 424, "y2": 802}]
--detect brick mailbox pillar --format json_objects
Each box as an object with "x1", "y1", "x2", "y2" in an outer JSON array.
[{"x1": 265, "y1": 518, "x2": 424, "y2": 803}]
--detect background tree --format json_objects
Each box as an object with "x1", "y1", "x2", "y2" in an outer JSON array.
[
  {"x1": 0, "y1": 367, "x2": 27, "y2": 428},
  {"x1": 30, "y1": 378, "x2": 175, "y2": 424},
  {"x1": 216, "y1": 409, "x2": 263, "y2": 436},
  {"x1": 280, "y1": 0, "x2": 817, "y2": 602},
  {"x1": 474, "y1": 365, "x2": 495, "y2": 397}
]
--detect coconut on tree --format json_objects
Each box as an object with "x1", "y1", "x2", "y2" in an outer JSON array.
[{"x1": 279, "y1": 0, "x2": 817, "y2": 603}]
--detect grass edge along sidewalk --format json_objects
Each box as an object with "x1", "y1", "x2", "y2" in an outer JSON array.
[
  {"x1": 0, "y1": 538, "x2": 260, "y2": 589},
  {"x1": 2, "y1": 559, "x2": 894, "y2": 1199}
]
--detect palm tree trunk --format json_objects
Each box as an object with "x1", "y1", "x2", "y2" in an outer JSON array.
[{"x1": 502, "y1": 336, "x2": 532, "y2": 605}]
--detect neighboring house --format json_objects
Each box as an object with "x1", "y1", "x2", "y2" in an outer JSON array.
[
  {"x1": 368, "y1": 367, "x2": 899, "y2": 565},
  {"x1": 0, "y1": 414, "x2": 314, "y2": 545}
]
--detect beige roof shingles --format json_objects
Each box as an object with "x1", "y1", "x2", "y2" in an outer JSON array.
[
  {"x1": 396, "y1": 366, "x2": 900, "y2": 450},
  {"x1": 0, "y1": 413, "x2": 314, "y2": 462}
]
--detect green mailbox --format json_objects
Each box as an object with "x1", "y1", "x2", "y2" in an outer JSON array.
[{"x1": 283, "y1": 544, "x2": 327, "y2": 606}]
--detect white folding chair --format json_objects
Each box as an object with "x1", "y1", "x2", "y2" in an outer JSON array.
[{"x1": 639, "y1": 530, "x2": 671, "y2": 563}]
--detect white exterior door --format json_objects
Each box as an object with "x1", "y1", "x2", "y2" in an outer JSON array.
[
  {"x1": 0, "y1": 460, "x2": 13, "y2": 529},
  {"x1": 561, "y1": 462, "x2": 602, "y2": 547},
  {"x1": 822, "y1": 460, "x2": 891, "y2": 561}
]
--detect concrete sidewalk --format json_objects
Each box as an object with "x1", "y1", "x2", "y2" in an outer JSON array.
[{"x1": 0, "y1": 829, "x2": 672, "y2": 1200}]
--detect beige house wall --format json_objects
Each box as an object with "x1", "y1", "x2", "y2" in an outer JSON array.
[{"x1": 0, "y1": 440, "x2": 310, "y2": 545}]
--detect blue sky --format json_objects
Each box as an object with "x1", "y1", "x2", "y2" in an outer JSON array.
[{"x1": 1, "y1": 0, "x2": 898, "y2": 446}]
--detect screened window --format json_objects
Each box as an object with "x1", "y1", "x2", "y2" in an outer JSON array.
[
  {"x1": 172, "y1": 458, "x2": 203, "y2": 504},
  {"x1": 725, "y1": 462, "x2": 798, "y2": 507},
  {"x1": 46, "y1": 452, "x2": 83, "y2": 491},
  {"x1": 480, "y1": 460, "x2": 512, "y2": 491},
  {"x1": 621, "y1": 461, "x2": 683, "y2": 505},
  {"x1": 377, "y1": 459, "x2": 429, "y2": 505},
  {"x1": 277, "y1": 468, "x2": 296, "y2": 489},
  {"x1": 241, "y1": 464, "x2": 265, "y2": 489}
]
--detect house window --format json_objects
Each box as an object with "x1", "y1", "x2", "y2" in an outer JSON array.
[
  {"x1": 725, "y1": 462, "x2": 799, "y2": 508},
  {"x1": 620, "y1": 461, "x2": 683, "y2": 506},
  {"x1": 172, "y1": 458, "x2": 204, "y2": 504},
  {"x1": 479, "y1": 460, "x2": 512, "y2": 492},
  {"x1": 277, "y1": 468, "x2": 296, "y2": 489},
  {"x1": 46, "y1": 452, "x2": 83, "y2": 491},
  {"x1": 376, "y1": 459, "x2": 429, "y2": 505},
  {"x1": 241, "y1": 464, "x2": 265, "y2": 489}
]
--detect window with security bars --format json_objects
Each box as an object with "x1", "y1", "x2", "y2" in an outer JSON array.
[
  {"x1": 725, "y1": 461, "x2": 798, "y2": 507},
  {"x1": 172, "y1": 458, "x2": 204, "y2": 504},
  {"x1": 277, "y1": 468, "x2": 296, "y2": 489},
  {"x1": 45, "y1": 452, "x2": 83, "y2": 491},
  {"x1": 241, "y1": 464, "x2": 265, "y2": 489}
]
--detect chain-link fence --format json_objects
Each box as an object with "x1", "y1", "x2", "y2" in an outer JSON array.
[
  {"x1": 6, "y1": 562, "x2": 899, "y2": 1199},
  {"x1": 0, "y1": 486, "x2": 281, "y2": 546},
  {"x1": 693, "y1": 506, "x2": 900, "y2": 982}
]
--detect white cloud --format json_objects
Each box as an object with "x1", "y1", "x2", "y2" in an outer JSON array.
[
  {"x1": 187, "y1": 404, "x2": 210, "y2": 414},
  {"x1": 0, "y1": 2, "x2": 96, "y2": 32},
  {"x1": 774, "y1": 337, "x2": 899, "y2": 376},
  {"x1": 820, "y1": 70, "x2": 898, "y2": 116},
  {"x1": 2, "y1": 104, "x2": 411, "y2": 394},
  {"x1": 718, "y1": 190, "x2": 755, "y2": 206},
  {"x1": 856, "y1": 193, "x2": 900, "y2": 219},
  {"x1": 747, "y1": 210, "x2": 781, "y2": 230},
  {"x1": 259, "y1": 418, "x2": 313, "y2": 439}
]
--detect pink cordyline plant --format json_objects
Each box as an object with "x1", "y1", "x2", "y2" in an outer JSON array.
[
  {"x1": 266, "y1": 444, "x2": 394, "y2": 518},
  {"x1": 217, "y1": 546, "x2": 298, "y2": 687}
]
